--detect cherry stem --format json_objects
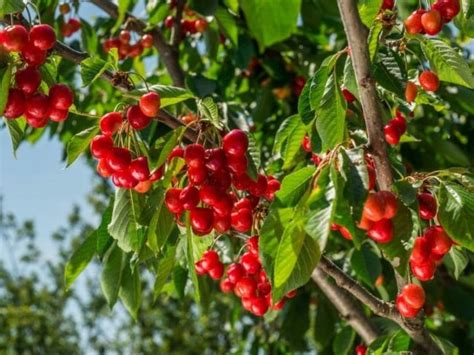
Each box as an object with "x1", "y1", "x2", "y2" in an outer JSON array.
[
  {"x1": 26, "y1": 1, "x2": 42, "y2": 23},
  {"x1": 126, "y1": 71, "x2": 150, "y2": 92}
]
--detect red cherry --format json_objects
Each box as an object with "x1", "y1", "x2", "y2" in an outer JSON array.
[
  {"x1": 97, "y1": 159, "x2": 113, "y2": 177},
  {"x1": 396, "y1": 294, "x2": 420, "y2": 318},
  {"x1": 272, "y1": 299, "x2": 286, "y2": 311},
  {"x1": 241, "y1": 297, "x2": 253, "y2": 311},
  {"x1": 198, "y1": 184, "x2": 219, "y2": 206},
  {"x1": 404, "y1": 10, "x2": 425, "y2": 34},
  {"x1": 100, "y1": 112, "x2": 123, "y2": 136},
  {"x1": 250, "y1": 297, "x2": 269, "y2": 316},
  {"x1": 226, "y1": 155, "x2": 247, "y2": 174},
  {"x1": 247, "y1": 236, "x2": 259, "y2": 255},
  {"x1": 434, "y1": 0, "x2": 460, "y2": 22},
  {"x1": 112, "y1": 169, "x2": 138, "y2": 189},
  {"x1": 405, "y1": 81, "x2": 418, "y2": 103},
  {"x1": 105, "y1": 147, "x2": 132, "y2": 172},
  {"x1": 186, "y1": 165, "x2": 207, "y2": 186},
  {"x1": 15, "y1": 67, "x2": 41, "y2": 96},
  {"x1": 421, "y1": 10, "x2": 443, "y2": 36},
  {"x1": 240, "y1": 252, "x2": 261, "y2": 275},
  {"x1": 391, "y1": 115, "x2": 407, "y2": 135},
  {"x1": 4, "y1": 88, "x2": 25, "y2": 119},
  {"x1": 127, "y1": 105, "x2": 151, "y2": 130},
  {"x1": 165, "y1": 188, "x2": 183, "y2": 214},
  {"x1": 179, "y1": 185, "x2": 200, "y2": 210},
  {"x1": 25, "y1": 93, "x2": 49, "y2": 119},
  {"x1": 226, "y1": 263, "x2": 245, "y2": 284},
  {"x1": 402, "y1": 283, "x2": 425, "y2": 309},
  {"x1": 223, "y1": 129, "x2": 248, "y2": 157},
  {"x1": 22, "y1": 43, "x2": 47, "y2": 66},
  {"x1": 410, "y1": 259, "x2": 436, "y2": 281},
  {"x1": 190, "y1": 208, "x2": 214, "y2": 235},
  {"x1": 234, "y1": 277, "x2": 257, "y2": 298},
  {"x1": 301, "y1": 135, "x2": 311, "y2": 152},
  {"x1": 379, "y1": 191, "x2": 398, "y2": 219},
  {"x1": 213, "y1": 213, "x2": 231, "y2": 233},
  {"x1": 195, "y1": 260, "x2": 207, "y2": 275},
  {"x1": 363, "y1": 193, "x2": 386, "y2": 222},
  {"x1": 417, "y1": 192, "x2": 437, "y2": 220},
  {"x1": 233, "y1": 173, "x2": 252, "y2": 191},
  {"x1": 286, "y1": 289, "x2": 297, "y2": 298},
  {"x1": 3, "y1": 25, "x2": 28, "y2": 52},
  {"x1": 201, "y1": 250, "x2": 220, "y2": 270},
  {"x1": 367, "y1": 219, "x2": 393, "y2": 243},
  {"x1": 25, "y1": 115, "x2": 48, "y2": 128},
  {"x1": 119, "y1": 30, "x2": 130, "y2": 44},
  {"x1": 235, "y1": 198, "x2": 253, "y2": 211},
  {"x1": 384, "y1": 123, "x2": 401, "y2": 145},
  {"x1": 231, "y1": 208, "x2": 253, "y2": 233},
  {"x1": 139, "y1": 92, "x2": 161, "y2": 118},
  {"x1": 338, "y1": 225, "x2": 353, "y2": 240},
  {"x1": 48, "y1": 107, "x2": 69, "y2": 122},
  {"x1": 381, "y1": 0, "x2": 394, "y2": 9},
  {"x1": 49, "y1": 84, "x2": 74, "y2": 110},
  {"x1": 149, "y1": 165, "x2": 164, "y2": 182},
  {"x1": 205, "y1": 148, "x2": 227, "y2": 172},
  {"x1": 355, "y1": 345, "x2": 367, "y2": 355},
  {"x1": 184, "y1": 144, "x2": 206, "y2": 168},
  {"x1": 168, "y1": 146, "x2": 184, "y2": 161},
  {"x1": 342, "y1": 88, "x2": 356, "y2": 103},
  {"x1": 419, "y1": 71, "x2": 440, "y2": 92},
  {"x1": 425, "y1": 225, "x2": 452, "y2": 255},
  {"x1": 257, "y1": 282, "x2": 271, "y2": 295},
  {"x1": 212, "y1": 195, "x2": 233, "y2": 217},
  {"x1": 164, "y1": 16, "x2": 174, "y2": 29},
  {"x1": 129, "y1": 43, "x2": 144, "y2": 58},
  {"x1": 209, "y1": 169, "x2": 232, "y2": 191},
  {"x1": 220, "y1": 278, "x2": 234, "y2": 293},
  {"x1": 90, "y1": 134, "x2": 113, "y2": 159},
  {"x1": 248, "y1": 174, "x2": 268, "y2": 197},
  {"x1": 102, "y1": 38, "x2": 120, "y2": 52},
  {"x1": 195, "y1": 19, "x2": 208, "y2": 33},
  {"x1": 69, "y1": 18, "x2": 81, "y2": 32},
  {"x1": 29, "y1": 24, "x2": 56, "y2": 51},
  {"x1": 208, "y1": 262, "x2": 224, "y2": 280},
  {"x1": 410, "y1": 236, "x2": 434, "y2": 265},
  {"x1": 129, "y1": 156, "x2": 150, "y2": 182},
  {"x1": 141, "y1": 34, "x2": 154, "y2": 48}
]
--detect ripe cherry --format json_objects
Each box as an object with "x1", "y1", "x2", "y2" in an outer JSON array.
[
  {"x1": 358, "y1": 214, "x2": 374, "y2": 231},
  {"x1": 188, "y1": 165, "x2": 208, "y2": 185},
  {"x1": 363, "y1": 192, "x2": 386, "y2": 222},
  {"x1": 410, "y1": 259, "x2": 436, "y2": 281},
  {"x1": 90, "y1": 135, "x2": 113, "y2": 159},
  {"x1": 100, "y1": 112, "x2": 123, "y2": 136},
  {"x1": 165, "y1": 188, "x2": 183, "y2": 214},
  {"x1": 195, "y1": 260, "x2": 207, "y2": 275},
  {"x1": 97, "y1": 159, "x2": 114, "y2": 177},
  {"x1": 220, "y1": 278, "x2": 234, "y2": 293},
  {"x1": 112, "y1": 169, "x2": 138, "y2": 189},
  {"x1": 342, "y1": 88, "x2": 356, "y2": 103},
  {"x1": 168, "y1": 146, "x2": 184, "y2": 161},
  {"x1": 49, "y1": 84, "x2": 74, "y2": 110},
  {"x1": 15, "y1": 67, "x2": 41, "y2": 96},
  {"x1": 402, "y1": 283, "x2": 425, "y2": 309},
  {"x1": 425, "y1": 225, "x2": 452, "y2": 255},
  {"x1": 29, "y1": 24, "x2": 56, "y2": 51},
  {"x1": 251, "y1": 297, "x2": 269, "y2": 316},
  {"x1": 241, "y1": 252, "x2": 261, "y2": 275},
  {"x1": 199, "y1": 184, "x2": 219, "y2": 206},
  {"x1": 396, "y1": 294, "x2": 420, "y2": 318},
  {"x1": 149, "y1": 166, "x2": 164, "y2": 182},
  {"x1": 139, "y1": 92, "x2": 161, "y2": 117},
  {"x1": 405, "y1": 81, "x2": 418, "y2": 103},
  {"x1": 379, "y1": 191, "x2": 398, "y2": 219},
  {"x1": 164, "y1": 16, "x2": 174, "y2": 29},
  {"x1": 231, "y1": 207, "x2": 253, "y2": 233},
  {"x1": 106, "y1": 147, "x2": 132, "y2": 172},
  {"x1": 234, "y1": 277, "x2": 257, "y2": 298},
  {"x1": 392, "y1": 114, "x2": 407, "y2": 135},
  {"x1": 179, "y1": 185, "x2": 200, "y2": 210},
  {"x1": 208, "y1": 263, "x2": 224, "y2": 280},
  {"x1": 272, "y1": 299, "x2": 286, "y2": 311},
  {"x1": 404, "y1": 10, "x2": 425, "y2": 34},
  {"x1": 355, "y1": 344, "x2": 367, "y2": 355},
  {"x1": 419, "y1": 71, "x2": 440, "y2": 92},
  {"x1": 190, "y1": 208, "x2": 214, "y2": 235},
  {"x1": 301, "y1": 135, "x2": 312, "y2": 152},
  {"x1": 205, "y1": 148, "x2": 227, "y2": 172},
  {"x1": 212, "y1": 195, "x2": 233, "y2": 217},
  {"x1": 410, "y1": 236, "x2": 433, "y2": 265},
  {"x1": 213, "y1": 213, "x2": 231, "y2": 233},
  {"x1": 3, "y1": 25, "x2": 28, "y2": 52},
  {"x1": 367, "y1": 219, "x2": 393, "y2": 243},
  {"x1": 141, "y1": 34, "x2": 154, "y2": 48},
  {"x1": 25, "y1": 93, "x2": 49, "y2": 119},
  {"x1": 4, "y1": 88, "x2": 25, "y2": 119},
  {"x1": 384, "y1": 124, "x2": 401, "y2": 145},
  {"x1": 119, "y1": 30, "x2": 131, "y2": 44},
  {"x1": 184, "y1": 144, "x2": 206, "y2": 168},
  {"x1": 48, "y1": 107, "x2": 69, "y2": 122},
  {"x1": 127, "y1": 105, "x2": 151, "y2": 130},
  {"x1": 201, "y1": 250, "x2": 220, "y2": 270},
  {"x1": 129, "y1": 156, "x2": 150, "y2": 181},
  {"x1": 209, "y1": 169, "x2": 232, "y2": 191},
  {"x1": 417, "y1": 192, "x2": 437, "y2": 220},
  {"x1": 22, "y1": 43, "x2": 47, "y2": 66},
  {"x1": 421, "y1": 10, "x2": 443, "y2": 36},
  {"x1": 381, "y1": 0, "x2": 394, "y2": 10},
  {"x1": 223, "y1": 129, "x2": 248, "y2": 157},
  {"x1": 248, "y1": 174, "x2": 268, "y2": 197},
  {"x1": 227, "y1": 263, "x2": 245, "y2": 284},
  {"x1": 134, "y1": 180, "x2": 152, "y2": 193},
  {"x1": 195, "y1": 19, "x2": 208, "y2": 33}
]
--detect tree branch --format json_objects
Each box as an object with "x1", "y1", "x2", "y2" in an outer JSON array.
[{"x1": 170, "y1": 0, "x2": 186, "y2": 48}]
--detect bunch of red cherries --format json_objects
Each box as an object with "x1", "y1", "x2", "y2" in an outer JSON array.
[
  {"x1": 396, "y1": 283, "x2": 426, "y2": 318},
  {"x1": 103, "y1": 30, "x2": 154, "y2": 60},
  {"x1": 164, "y1": 129, "x2": 281, "y2": 236},
  {"x1": 164, "y1": 1, "x2": 208, "y2": 36},
  {"x1": 196, "y1": 236, "x2": 297, "y2": 317},
  {"x1": 1, "y1": 24, "x2": 74, "y2": 127},
  {"x1": 90, "y1": 92, "x2": 161, "y2": 191},
  {"x1": 384, "y1": 110, "x2": 407, "y2": 146},
  {"x1": 404, "y1": 0, "x2": 460, "y2": 36}
]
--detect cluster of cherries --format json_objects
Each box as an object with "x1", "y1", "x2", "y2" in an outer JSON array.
[
  {"x1": 164, "y1": 1, "x2": 208, "y2": 36},
  {"x1": 404, "y1": 0, "x2": 460, "y2": 36},
  {"x1": 58, "y1": 2, "x2": 81, "y2": 37},
  {"x1": 396, "y1": 283, "x2": 426, "y2": 318},
  {"x1": 405, "y1": 70, "x2": 440, "y2": 104},
  {"x1": 103, "y1": 30, "x2": 154, "y2": 60},
  {"x1": 384, "y1": 110, "x2": 407, "y2": 146},
  {"x1": 196, "y1": 236, "x2": 296, "y2": 317},
  {"x1": 1, "y1": 24, "x2": 74, "y2": 127},
  {"x1": 359, "y1": 191, "x2": 399, "y2": 244},
  {"x1": 164, "y1": 129, "x2": 281, "y2": 236},
  {"x1": 90, "y1": 91, "x2": 162, "y2": 191}
]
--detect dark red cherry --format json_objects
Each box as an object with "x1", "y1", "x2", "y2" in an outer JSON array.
[
  {"x1": 15, "y1": 67, "x2": 41, "y2": 96},
  {"x1": 205, "y1": 148, "x2": 227, "y2": 172},
  {"x1": 188, "y1": 165, "x2": 208, "y2": 185},
  {"x1": 248, "y1": 174, "x2": 268, "y2": 197},
  {"x1": 199, "y1": 184, "x2": 220, "y2": 206},
  {"x1": 4, "y1": 88, "x2": 25, "y2": 119},
  {"x1": 190, "y1": 207, "x2": 214, "y2": 235},
  {"x1": 417, "y1": 192, "x2": 437, "y2": 220},
  {"x1": 29, "y1": 24, "x2": 56, "y2": 51},
  {"x1": 49, "y1": 84, "x2": 74, "y2": 110},
  {"x1": 184, "y1": 144, "x2": 206, "y2": 168},
  {"x1": 227, "y1": 154, "x2": 248, "y2": 174},
  {"x1": 100, "y1": 112, "x2": 123, "y2": 136},
  {"x1": 3, "y1": 25, "x2": 28, "y2": 52},
  {"x1": 139, "y1": 92, "x2": 161, "y2": 118},
  {"x1": 231, "y1": 207, "x2": 253, "y2": 233},
  {"x1": 179, "y1": 185, "x2": 200, "y2": 210},
  {"x1": 127, "y1": 105, "x2": 151, "y2": 130},
  {"x1": 25, "y1": 93, "x2": 49, "y2": 119},
  {"x1": 212, "y1": 194, "x2": 233, "y2": 217},
  {"x1": 106, "y1": 147, "x2": 132, "y2": 172},
  {"x1": 223, "y1": 129, "x2": 248, "y2": 157},
  {"x1": 165, "y1": 188, "x2": 183, "y2": 214},
  {"x1": 129, "y1": 156, "x2": 150, "y2": 182},
  {"x1": 213, "y1": 213, "x2": 231, "y2": 233},
  {"x1": 90, "y1": 134, "x2": 113, "y2": 159}
]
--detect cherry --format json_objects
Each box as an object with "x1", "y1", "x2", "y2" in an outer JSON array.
[
  {"x1": 129, "y1": 156, "x2": 150, "y2": 181},
  {"x1": 205, "y1": 148, "x2": 227, "y2": 172},
  {"x1": 235, "y1": 198, "x2": 253, "y2": 211},
  {"x1": 358, "y1": 214, "x2": 374, "y2": 231},
  {"x1": 106, "y1": 147, "x2": 132, "y2": 172},
  {"x1": 410, "y1": 236, "x2": 433, "y2": 265},
  {"x1": 213, "y1": 213, "x2": 231, "y2": 233},
  {"x1": 195, "y1": 260, "x2": 207, "y2": 275},
  {"x1": 265, "y1": 178, "x2": 281, "y2": 200},
  {"x1": 258, "y1": 282, "x2": 271, "y2": 295},
  {"x1": 338, "y1": 225, "x2": 353, "y2": 240},
  {"x1": 119, "y1": 30, "x2": 131, "y2": 44},
  {"x1": 417, "y1": 192, "x2": 437, "y2": 220},
  {"x1": 22, "y1": 43, "x2": 47, "y2": 66},
  {"x1": 15, "y1": 67, "x2": 41, "y2": 96},
  {"x1": 164, "y1": 16, "x2": 174, "y2": 29},
  {"x1": 227, "y1": 263, "x2": 245, "y2": 284},
  {"x1": 168, "y1": 146, "x2": 184, "y2": 161},
  {"x1": 355, "y1": 345, "x2": 367, "y2": 355},
  {"x1": 434, "y1": 0, "x2": 460, "y2": 22},
  {"x1": 134, "y1": 180, "x2": 152, "y2": 193},
  {"x1": 209, "y1": 169, "x2": 232, "y2": 191},
  {"x1": 392, "y1": 113, "x2": 407, "y2": 135},
  {"x1": 48, "y1": 107, "x2": 69, "y2": 122},
  {"x1": 188, "y1": 165, "x2": 208, "y2": 185},
  {"x1": 208, "y1": 263, "x2": 224, "y2": 280},
  {"x1": 112, "y1": 169, "x2": 138, "y2": 189},
  {"x1": 61, "y1": 18, "x2": 81, "y2": 37},
  {"x1": 29, "y1": 24, "x2": 56, "y2": 51},
  {"x1": 234, "y1": 277, "x2": 257, "y2": 298},
  {"x1": 3, "y1": 25, "x2": 28, "y2": 52},
  {"x1": 410, "y1": 259, "x2": 436, "y2": 281},
  {"x1": 342, "y1": 88, "x2": 356, "y2": 103},
  {"x1": 404, "y1": 10, "x2": 425, "y2": 34},
  {"x1": 231, "y1": 207, "x2": 253, "y2": 233},
  {"x1": 195, "y1": 19, "x2": 208, "y2": 33},
  {"x1": 97, "y1": 159, "x2": 114, "y2": 177},
  {"x1": 201, "y1": 250, "x2": 220, "y2": 270},
  {"x1": 272, "y1": 299, "x2": 286, "y2": 311},
  {"x1": 165, "y1": 188, "x2": 183, "y2": 214},
  {"x1": 212, "y1": 195, "x2": 233, "y2": 217},
  {"x1": 363, "y1": 193, "x2": 386, "y2": 222},
  {"x1": 286, "y1": 289, "x2": 297, "y2": 298},
  {"x1": 405, "y1": 81, "x2": 418, "y2": 103},
  {"x1": 4, "y1": 88, "x2": 25, "y2": 119},
  {"x1": 100, "y1": 112, "x2": 123, "y2": 136},
  {"x1": 421, "y1": 10, "x2": 443, "y2": 36},
  {"x1": 246, "y1": 236, "x2": 259, "y2": 256},
  {"x1": 127, "y1": 105, "x2": 151, "y2": 130},
  {"x1": 149, "y1": 166, "x2": 164, "y2": 182},
  {"x1": 379, "y1": 191, "x2": 398, "y2": 219},
  {"x1": 367, "y1": 219, "x2": 393, "y2": 243},
  {"x1": 250, "y1": 297, "x2": 269, "y2": 316},
  {"x1": 179, "y1": 185, "x2": 200, "y2": 210},
  {"x1": 220, "y1": 278, "x2": 234, "y2": 293},
  {"x1": 241, "y1": 252, "x2": 261, "y2": 275},
  {"x1": 26, "y1": 115, "x2": 48, "y2": 128},
  {"x1": 49, "y1": 84, "x2": 74, "y2": 110},
  {"x1": 384, "y1": 123, "x2": 401, "y2": 145},
  {"x1": 301, "y1": 135, "x2": 312, "y2": 152},
  {"x1": 141, "y1": 34, "x2": 154, "y2": 48},
  {"x1": 139, "y1": 92, "x2": 161, "y2": 117},
  {"x1": 198, "y1": 184, "x2": 219, "y2": 205},
  {"x1": 25, "y1": 93, "x2": 49, "y2": 119},
  {"x1": 248, "y1": 174, "x2": 268, "y2": 197},
  {"x1": 396, "y1": 294, "x2": 420, "y2": 318},
  {"x1": 402, "y1": 283, "x2": 425, "y2": 309},
  {"x1": 241, "y1": 297, "x2": 253, "y2": 311},
  {"x1": 129, "y1": 43, "x2": 143, "y2": 58},
  {"x1": 184, "y1": 144, "x2": 206, "y2": 168},
  {"x1": 190, "y1": 208, "x2": 214, "y2": 235},
  {"x1": 419, "y1": 71, "x2": 440, "y2": 92},
  {"x1": 425, "y1": 225, "x2": 452, "y2": 255},
  {"x1": 233, "y1": 173, "x2": 252, "y2": 191},
  {"x1": 381, "y1": 0, "x2": 394, "y2": 10},
  {"x1": 223, "y1": 129, "x2": 248, "y2": 157},
  {"x1": 90, "y1": 135, "x2": 113, "y2": 159},
  {"x1": 59, "y1": 3, "x2": 71, "y2": 14}
]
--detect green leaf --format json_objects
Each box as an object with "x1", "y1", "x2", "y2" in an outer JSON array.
[
  {"x1": 438, "y1": 182, "x2": 474, "y2": 251},
  {"x1": 240, "y1": 0, "x2": 302, "y2": 50},
  {"x1": 149, "y1": 126, "x2": 186, "y2": 169},
  {"x1": 298, "y1": 79, "x2": 315, "y2": 124},
  {"x1": 153, "y1": 245, "x2": 177, "y2": 300},
  {"x1": 215, "y1": 6, "x2": 238, "y2": 45},
  {"x1": 275, "y1": 166, "x2": 315, "y2": 207},
  {"x1": 444, "y1": 247, "x2": 469, "y2": 280},
  {"x1": 129, "y1": 85, "x2": 194, "y2": 109},
  {"x1": 421, "y1": 39, "x2": 474, "y2": 89},
  {"x1": 0, "y1": 63, "x2": 12, "y2": 115},
  {"x1": 282, "y1": 116, "x2": 307, "y2": 170},
  {"x1": 80, "y1": 56, "x2": 113, "y2": 87},
  {"x1": 3, "y1": 118, "x2": 26, "y2": 158},
  {"x1": 0, "y1": 0, "x2": 25, "y2": 17},
  {"x1": 368, "y1": 21, "x2": 383, "y2": 63},
  {"x1": 246, "y1": 133, "x2": 261, "y2": 179},
  {"x1": 358, "y1": 0, "x2": 381, "y2": 27},
  {"x1": 119, "y1": 264, "x2": 141, "y2": 320},
  {"x1": 189, "y1": 0, "x2": 218, "y2": 15},
  {"x1": 316, "y1": 73, "x2": 346, "y2": 150},
  {"x1": 100, "y1": 243, "x2": 125, "y2": 307},
  {"x1": 64, "y1": 232, "x2": 98, "y2": 290},
  {"x1": 273, "y1": 115, "x2": 302, "y2": 155},
  {"x1": 351, "y1": 244, "x2": 382, "y2": 287},
  {"x1": 198, "y1": 96, "x2": 220, "y2": 127},
  {"x1": 310, "y1": 54, "x2": 339, "y2": 111},
  {"x1": 66, "y1": 126, "x2": 99, "y2": 167},
  {"x1": 113, "y1": 0, "x2": 132, "y2": 32},
  {"x1": 332, "y1": 326, "x2": 355, "y2": 355},
  {"x1": 96, "y1": 200, "x2": 114, "y2": 258}
]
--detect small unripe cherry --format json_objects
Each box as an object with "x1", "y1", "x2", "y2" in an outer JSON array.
[
  {"x1": 405, "y1": 81, "x2": 418, "y2": 103},
  {"x1": 48, "y1": 107, "x2": 69, "y2": 122},
  {"x1": 4, "y1": 88, "x2": 25, "y2": 119},
  {"x1": 29, "y1": 24, "x2": 57, "y2": 51},
  {"x1": 106, "y1": 147, "x2": 132, "y2": 172},
  {"x1": 15, "y1": 67, "x2": 42, "y2": 96},
  {"x1": 127, "y1": 105, "x2": 151, "y2": 130},
  {"x1": 129, "y1": 156, "x2": 150, "y2": 182},
  {"x1": 421, "y1": 10, "x2": 443, "y2": 36},
  {"x1": 419, "y1": 71, "x2": 440, "y2": 92},
  {"x1": 165, "y1": 188, "x2": 183, "y2": 214},
  {"x1": 49, "y1": 84, "x2": 74, "y2": 110},
  {"x1": 401, "y1": 283, "x2": 425, "y2": 309},
  {"x1": 90, "y1": 135, "x2": 113, "y2": 159},
  {"x1": 417, "y1": 192, "x2": 437, "y2": 220},
  {"x1": 404, "y1": 10, "x2": 425, "y2": 34},
  {"x1": 100, "y1": 112, "x2": 123, "y2": 136},
  {"x1": 223, "y1": 129, "x2": 248, "y2": 157},
  {"x1": 25, "y1": 93, "x2": 49, "y2": 119},
  {"x1": 3, "y1": 25, "x2": 28, "y2": 52},
  {"x1": 139, "y1": 92, "x2": 161, "y2": 117},
  {"x1": 367, "y1": 219, "x2": 393, "y2": 243},
  {"x1": 22, "y1": 43, "x2": 47, "y2": 66},
  {"x1": 396, "y1": 294, "x2": 420, "y2": 318}
]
